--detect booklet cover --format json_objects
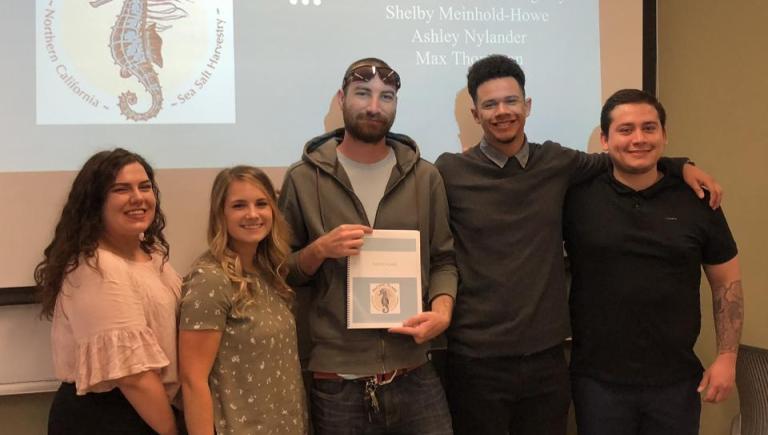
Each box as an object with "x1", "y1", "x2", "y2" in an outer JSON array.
[{"x1": 347, "y1": 230, "x2": 422, "y2": 329}]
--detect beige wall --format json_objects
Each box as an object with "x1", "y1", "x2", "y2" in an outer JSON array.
[
  {"x1": 0, "y1": 393, "x2": 53, "y2": 435},
  {"x1": 658, "y1": 1, "x2": 768, "y2": 434}
]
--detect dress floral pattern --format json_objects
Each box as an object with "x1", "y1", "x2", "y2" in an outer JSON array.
[{"x1": 180, "y1": 255, "x2": 307, "y2": 434}]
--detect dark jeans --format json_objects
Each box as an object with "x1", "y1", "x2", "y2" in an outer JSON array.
[
  {"x1": 310, "y1": 362, "x2": 453, "y2": 435},
  {"x1": 571, "y1": 375, "x2": 701, "y2": 435},
  {"x1": 446, "y1": 344, "x2": 571, "y2": 435}
]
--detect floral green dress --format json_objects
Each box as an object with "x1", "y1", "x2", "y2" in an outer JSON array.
[{"x1": 180, "y1": 255, "x2": 308, "y2": 434}]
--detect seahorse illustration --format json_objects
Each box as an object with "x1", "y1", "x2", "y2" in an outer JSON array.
[{"x1": 90, "y1": 0, "x2": 189, "y2": 121}]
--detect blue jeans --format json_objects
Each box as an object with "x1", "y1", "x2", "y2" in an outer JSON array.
[
  {"x1": 310, "y1": 362, "x2": 453, "y2": 435},
  {"x1": 572, "y1": 375, "x2": 701, "y2": 435},
  {"x1": 446, "y1": 344, "x2": 571, "y2": 435}
]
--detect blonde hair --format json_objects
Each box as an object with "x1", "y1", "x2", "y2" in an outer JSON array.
[{"x1": 206, "y1": 166, "x2": 293, "y2": 312}]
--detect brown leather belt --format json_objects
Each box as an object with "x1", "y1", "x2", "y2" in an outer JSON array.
[{"x1": 313, "y1": 364, "x2": 422, "y2": 384}]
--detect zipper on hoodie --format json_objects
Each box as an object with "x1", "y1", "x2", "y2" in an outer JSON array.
[{"x1": 378, "y1": 330, "x2": 387, "y2": 373}]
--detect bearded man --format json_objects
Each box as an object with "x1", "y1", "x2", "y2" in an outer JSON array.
[{"x1": 278, "y1": 57, "x2": 457, "y2": 435}]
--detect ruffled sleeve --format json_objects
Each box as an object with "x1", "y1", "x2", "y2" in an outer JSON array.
[
  {"x1": 74, "y1": 326, "x2": 169, "y2": 394},
  {"x1": 53, "y1": 254, "x2": 174, "y2": 395}
]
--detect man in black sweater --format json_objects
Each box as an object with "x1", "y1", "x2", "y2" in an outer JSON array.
[{"x1": 434, "y1": 55, "x2": 722, "y2": 435}]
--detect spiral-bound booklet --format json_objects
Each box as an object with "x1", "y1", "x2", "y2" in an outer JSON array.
[{"x1": 347, "y1": 229, "x2": 422, "y2": 329}]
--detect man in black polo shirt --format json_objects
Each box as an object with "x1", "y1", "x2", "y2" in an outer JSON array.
[{"x1": 564, "y1": 89, "x2": 743, "y2": 435}]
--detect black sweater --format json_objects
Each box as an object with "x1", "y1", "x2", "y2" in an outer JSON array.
[{"x1": 437, "y1": 141, "x2": 610, "y2": 358}]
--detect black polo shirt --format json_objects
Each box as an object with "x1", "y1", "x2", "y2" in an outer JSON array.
[{"x1": 563, "y1": 170, "x2": 737, "y2": 385}]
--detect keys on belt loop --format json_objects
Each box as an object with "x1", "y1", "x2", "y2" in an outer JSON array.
[
  {"x1": 364, "y1": 369, "x2": 399, "y2": 421},
  {"x1": 364, "y1": 378, "x2": 380, "y2": 420}
]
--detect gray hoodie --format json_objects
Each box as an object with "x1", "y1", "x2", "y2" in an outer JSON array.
[{"x1": 278, "y1": 128, "x2": 457, "y2": 374}]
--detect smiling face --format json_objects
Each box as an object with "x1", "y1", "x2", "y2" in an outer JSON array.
[
  {"x1": 101, "y1": 162, "x2": 156, "y2": 243},
  {"x1": 602, "y1": 102, "x2": 667, "y2": 176},
  {"x1": 340, "y1": 76, "x2": 397, "y2": 144},
  {"x1": 472, "y1": 77, "x2": 531, "y2": 153},
  {"x1": 224, "y1": 179, "x2": 274, "y2": 255}
]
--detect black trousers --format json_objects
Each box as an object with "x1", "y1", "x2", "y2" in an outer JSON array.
[
  {"x1": 48, "y1": 382, "x2": 186, "y2": 435},
  {"x1": 446, "y1": 344, "x2": 571, "y2": 435},
  {"x1": 571, "y1": 375, "x2": 700, "y2": 435}
]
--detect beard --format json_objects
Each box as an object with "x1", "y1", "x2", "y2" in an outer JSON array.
[{"x1": 343, "y1": 109, "x2": 395, "y2": 144}]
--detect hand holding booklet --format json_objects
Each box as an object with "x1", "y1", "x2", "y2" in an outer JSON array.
[{"x1": 347, "y1": 229, "x2": 422, "y2": 329}]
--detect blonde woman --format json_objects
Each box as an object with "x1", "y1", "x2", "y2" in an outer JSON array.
[{"x1": 179, "y1": 166, "x2": 307, "y2": 434}]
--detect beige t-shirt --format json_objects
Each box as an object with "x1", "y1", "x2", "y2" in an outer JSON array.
[
  {"x1": 180, "y1": 256, "x2": 308, "y2": 434},
  {"x1": 51, "y1": 248, "x2": 181, "y2": 398}
]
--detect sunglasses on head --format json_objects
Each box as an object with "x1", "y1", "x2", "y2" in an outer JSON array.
[{"x1": 342, "y1": 65, "x2": 401, "y2": 91}]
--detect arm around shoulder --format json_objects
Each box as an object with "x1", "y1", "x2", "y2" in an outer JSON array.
[
  {"x1": 668, "y1": 160, "x2": 723, "y2": 209},
  {"x1": 567, "y1": 147, "x2": 611, "y2": 185}
]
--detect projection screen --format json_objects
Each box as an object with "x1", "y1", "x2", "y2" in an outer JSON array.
[{"x1": 0, "y1": 0, "x2": 647, "y2": 290}]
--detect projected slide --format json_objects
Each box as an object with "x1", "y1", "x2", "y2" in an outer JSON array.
[
  {"x1": 35, "y1": 0, "x2": 235, "y2": 124},
  {"x1": 6, "y1": 0, "x2": 642, "y2": 289},
  {"x1": 249, "y1": 0, "x2": 601, "y2": 164},
  {"x1": 13, "y1": 0, "x2": 600, "y2": 171}
]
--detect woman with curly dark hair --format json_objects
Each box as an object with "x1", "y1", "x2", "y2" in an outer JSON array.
[{"x1": 36, "y1": 148, "x2": 181, "y2": 435}]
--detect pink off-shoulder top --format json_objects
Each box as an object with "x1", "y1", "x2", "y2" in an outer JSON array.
[{"x1": 51, "y1": 248, "x2": 181, "y2": 399}]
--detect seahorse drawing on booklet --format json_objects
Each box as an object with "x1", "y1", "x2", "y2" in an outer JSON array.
[
  {"x1": 90, "y1": 0, "x2": 189, "y2": 121},
  {"x1": 370, "y1": 283, "x2": 401, "y2": 315}
]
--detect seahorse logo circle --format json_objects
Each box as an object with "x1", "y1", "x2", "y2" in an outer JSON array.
[
  {"x1": 91, "y1": 0, "x2": 189, "y2": 121},
  {"x1": 370, "y1": 283, "x2": 400, "y2": 315}
]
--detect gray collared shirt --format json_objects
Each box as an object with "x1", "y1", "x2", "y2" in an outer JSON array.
[{"x1": 479, "y1": 138, "x2": 530, "y2": 169}]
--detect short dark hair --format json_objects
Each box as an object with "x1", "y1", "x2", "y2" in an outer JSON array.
[
  {"x1": 341, "y1": 57, "x2": 392, "y2": 92},
  {"x1": 601, "y1": 89, "x2": 667, "y2": 137},
  {"x1": 467, "y1": 54, "x2": 526, "y2": 102}
]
